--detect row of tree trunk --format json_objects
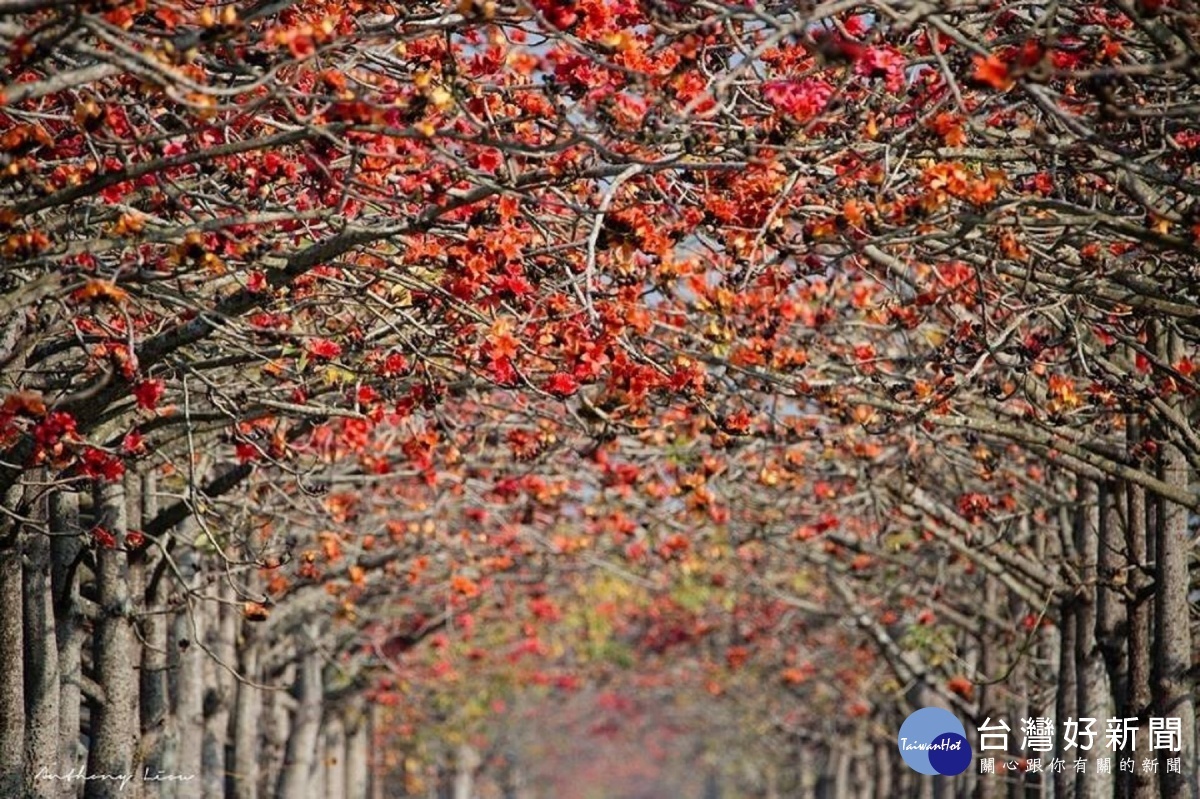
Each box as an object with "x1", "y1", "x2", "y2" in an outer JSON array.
[
  {"x1": 0, "y1": 471, "x2": 383, "y2": 799},
  {"x1": 885, "y1": 422, "x2": 1198, "y2": 798}
]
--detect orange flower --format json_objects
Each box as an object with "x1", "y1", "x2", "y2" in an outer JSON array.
[
  {"x1": 451, "y1": 574, "x2": 480, "y2": 597},
  {"x1": 243, "y1": 602, "x2": 271, "y2": 622},
  {"x1": 972, "y1": 54, "x2": 1013, "y2": 90},
  {"x1": 947, "y1": 675, "x2": 974, "y2": 699}
]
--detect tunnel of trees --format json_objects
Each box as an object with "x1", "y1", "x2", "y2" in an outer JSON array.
[{"x1": 1, "y1": 0, "x2": 1199, "y2": 797}]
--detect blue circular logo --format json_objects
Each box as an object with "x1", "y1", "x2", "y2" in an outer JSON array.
[{"x1": 898, "y1": 708, "x2": 972, "y2": 775}]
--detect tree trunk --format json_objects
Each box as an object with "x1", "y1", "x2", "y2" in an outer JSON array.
[
  {"x1": 1097, "y1": 481, "x2": 1128, "y2": 719},
  {"x1": 0, "y1": 482, "x2": 25, "y2": 798},
  {"x1": 1124, "y1": 410, "x2": 1154, "y2": 799},
  {"x1": 1074, "y1": 478, "x2": 1113, "y2": 799},
  {"x1": 832, "y1": 748, "x2": 850, "y2": 799},
  {"x1": 851, "y1": 750, "x2": 869, "y2": 799},
  {"x1": 201, "y1": 580, "x2": 236, "y2": 799},
  {"x1": 813, "y1": 745, "x2": 834, "y2": 799},
  {"x1": 122, "y1": 473, "x2": 146, "y2": 799},
  {"x1": 1154, "y1": 446, "x2": 1197, "y2": 794},
  {"x1": 1152, "y1": 324, "x2": 1197, "y2": 799},
  {"x1": 24, "y1": 474, "x2": 59, "y2": 799},
  {"x1": 84, "y1": 480, "x2": 137, "y2": 799},
  {"x1": 260, "y1": 662, "x2": 294, "y2": 799},
  {"x1": 276, "y1": 646, "x2": 323, "y2": 799},
  {"x1": 368, "y1": 699, "x2": 384, "y2": 799},
  {"x1": 324, "y1": 713, "x2": 346, "y2": 799},
  {"x1": 871, "y1": 743, "x2": 891, "y2": 799},
  {"x1": 170, "y1": 539, "x2": 205, "y2": 796},
  {"x1": 314, "y1": 728, "x2": 329, "y2": 799},
  {"x1": 453, "y1": 743, "x2": 479, "y2": 799},
  {"x1": 703, "y1": 767, "x2": 721, "y2": 799},
  {"x1": 232, "y1": 622, "x2": 261, "y2": 799},
  {"x1": 137, "y1": 473, "x2": 171, "y2": 793},
  {"x1": 1006, "y1": 605, "x2": 1030, "y2": 799},
  {"x1": 344, "y1": 699, "x2": 369, "y2": 799},
  {"x1": 51, "y1": 490, "x2": 84, "y2": 798},
  {"x1": 1054, "y1": 595, "x2": 1078, "y2": 799},
  {"x1": 974, "y1": 578, "x2": 1001, "y2": 799}
]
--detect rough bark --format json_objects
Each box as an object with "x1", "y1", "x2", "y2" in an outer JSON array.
[
  {"x1": 323, "y1": 713, "x2": 347, "y2": 799},
  {"x1": 276, "y1": 645, "x2": 323, "y2": 799},
  {"x1": 260, "y1": 662, "x2": 295, "y2": 799},
  {"x1": 832, "y1": 748, "x2": 850, "y2": 799},
  {"x1": 851, "y1": 751, "x2": 868, "y2": 799},
  {"x1": 0, "y1": 483, "x2": 25, "y2": 798},
  {"x1": 137, "y1": 473, "x2": 170, "y2": 793},
  {"x1": 122, "y1": 473, "x2": 146, "y2": 799},
  {"x1": 368, "y1": 699, "x2": 383, "y2": 799},
  {"x1": 1097, "y1": 481, "x2": 1128, "y2": 719},
  {"x1": 344, "y1": 698, "x2": 369, "y2": 799},
  {"x1": 1054, "y1": 594, "x2": 1078, "y2": 799},
  {"x1": 84, "y1": 479, "x2": 137, "y2": 799},
  {"x1": 201, "y1": 580, "x2": 236, "y2": 799},
  {"x1": 314, "y1": 728, "x2": 328, "y2": 799},
  {"x1": 1075, "y1": 477, "x2": 1114, "y2": 799},
  {"x1": 50, "y1": 490, "x2": 84, "y2": 798},
  {"x1": 169, "y1": 538, "x2": 205, "y2": 796},
  {"x1": 973, "y1": 576, "x2": 1001, "y2": 799},
  {"x1": 1152, "y1": 328, "x2": 1197, "y2": 799},
  {"x1": 1127, "y1": 467, "x2": 1157, "y2": 799},
  {"x1": 872, "y1": 743, "x2": 891, "y2": 799},
  {"x1": 1006, "y1": 587, "x2": 1031, "y2": 799},
  {"x1": 231, "y1": 621, "x2": 261, "y2": 799},
  {"x1": 24, "y1": 474, "x2": 59, "y2": 799}
]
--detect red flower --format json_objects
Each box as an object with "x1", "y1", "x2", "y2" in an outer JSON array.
[
  {"x1": 763, "y1": 79, "x2": 835, "y2": 119},
  {"x1": 235, "y1": 442, "x2": 259, "y2": 463},
  {"x1": 306, "y1": 338, "x2": 342, "y2": 360},
  {"x1": 91, "y1": 526, "x2": 117, "y2": 549},
  {"x1": 855, "y1": 46, "x2": 907, "y2": 92},
  {"x1": 245, "y1": 271, "x2": 267, "y2": 292},
  {"x1": 726, "y1": 646, "x2": 750, "y2": 670},
  {"x1": 79, "y1": 447, "x2": 125, "y2": 482},
  {"x1": 957, "y1": 492, "x2": 993, "y2": 522},
  {"x1": 543, "y1": 372, "x2": 579, "y2": 397},
  {"x1": 843, "y1": 15, "x2": 869, "y2": 38},
  {"x1": 132, "y1": 379, "x2": 164, "y2": 411},
  {"x1": 379, "y1": 352, "x2": 409, "y2": 376},
  {"x1": 530, "y1": 0, "x2": 577, "y2": 29},
  {"x1": 721, "y1": 409, "x2": 752, "y2": 435},
  {"x1": 34, "y1": 411, "x2": 77, "y2": 447},
  {"x1": 120, "y1": 430, "x2": 146, "y2": 455},
  {"x1": 488, "y1": 356, "x2": 519, "y2": 387}
]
